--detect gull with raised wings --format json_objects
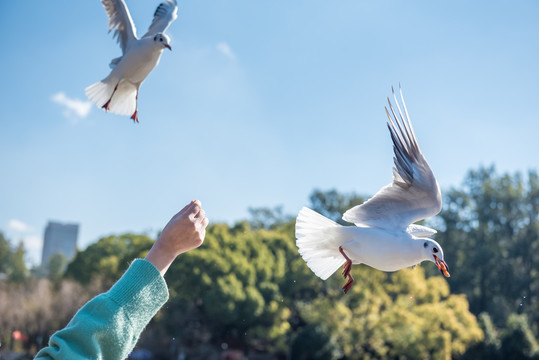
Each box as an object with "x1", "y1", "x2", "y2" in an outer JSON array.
[
  {"x1": 85, "y1": 0, "x2": 178, "y2": 123},
  {"x1": 296, "y1": 88, "x2": 450, "y2": 293}
]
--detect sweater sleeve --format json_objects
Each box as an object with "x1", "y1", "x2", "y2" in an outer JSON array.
[{"x1": 34, "y1": 259, "x2": 169, "y2": 360}]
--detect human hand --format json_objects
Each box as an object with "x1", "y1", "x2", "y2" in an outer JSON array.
[{"x1": 145, "y1": 200, "x2": 209, "y2": 276}]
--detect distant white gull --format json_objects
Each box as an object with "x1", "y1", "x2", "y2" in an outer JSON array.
[
  {"x1": 296, "y1": 87, "x2": 450, "y2": 293},
  {"x1": 85, "y1": 0, "x2": 178, "y2": 123}
]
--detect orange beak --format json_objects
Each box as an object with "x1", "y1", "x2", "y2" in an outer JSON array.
[{"x1": 434, "y1": 255, "x2": 450, "y2": 278}]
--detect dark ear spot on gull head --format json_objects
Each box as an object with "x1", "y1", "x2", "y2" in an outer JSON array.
[{"x1": 154, "y1": 33, "x2": 171, "y2": 50}]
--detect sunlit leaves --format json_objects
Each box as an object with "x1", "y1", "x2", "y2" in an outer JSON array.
[
  {"x1": 66, "y1": 233, "x2": 154, "y2": 285},
  {"x1": 298, "y1": 265, "x2": 482, "y2": 359}
]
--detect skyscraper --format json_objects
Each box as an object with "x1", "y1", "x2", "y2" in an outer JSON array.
[{"x1": 41, "y1": 221, "x2": 79, "y2": 266}]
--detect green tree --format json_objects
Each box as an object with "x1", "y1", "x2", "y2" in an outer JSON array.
[
  {"x1": 436, "y1": 167, "x2": 539, "y2": 332},
  {"x1": 290, "y1": 324, "x2": 341, "y2": 360},
  {"x1": 460, "y1": 312, "x2": 502, "y2": 360},
  {"x1": 298, "y1": 266, "x2": 483, "y2": 360},
  {"x1": 247, "y1": 206, "x2": 293, "y2": 230},
  {"x1": 0, "y1": 233, "x2": 28, "y2": 283},
  {"x1": 66, "y1": 233, "x2": 154, "y2": 286},
  {"x1": 500, "y1": 314, "x2": 539, "y2": 360},
  {"x1": 163, "y1": 222, "x2": 297, "y2": 353},
  {"x1": 0, "y1": 232, "x2": 11, "y2": 274},
  {"x1": 462, "y1": 312, "x2": 539, "y2": 360},
  {"x1": 46, "y1": 253, "x2": 68, "y2": 286}
]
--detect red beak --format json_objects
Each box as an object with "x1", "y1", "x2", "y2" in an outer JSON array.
[
  {"x1": 164, "y1": 44, "x2": 172, "y2": 51},
  {"x1": 434, "y1": 255, "x2": 450, "y2": 278}
]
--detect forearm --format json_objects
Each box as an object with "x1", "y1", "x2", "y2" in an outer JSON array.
[{"x1": 144, "y1": 242, "x2": 178, "y2": 277}]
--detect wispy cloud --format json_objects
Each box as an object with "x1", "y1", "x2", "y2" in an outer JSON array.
[
  {"x1": 4, "y1": 220, "x2": 41, "y2": 265},
  {"x1": 51, "y1": 92, "x2": 92, "y2": 121},
  {"x1": 7, "y1": 219, "x2": 31, "y2": 232},
  {"x1": 216, "y1": 42, "x2": 236, "y2": 60}
]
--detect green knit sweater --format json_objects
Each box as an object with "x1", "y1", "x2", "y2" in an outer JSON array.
[{"x1": 34, "y1": 259, "x2": 169, "y2": 360}]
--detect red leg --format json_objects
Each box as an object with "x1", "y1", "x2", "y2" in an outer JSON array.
[
  {"x1": 343, "y1": 273, "x2": 354, "y2": 294},
  {"x1": 130, "y1": 110, "x2": 138, "y2": 123},
  {"x1": 130, "y1": 90, "x2": 139, "y2": 123},
  {"x1": 102, "y1": 83, "x2": 119, "y2": 111},
  {"x1": 339, "y1": 246, "x2": 354, "y2": 294},
  {"x1": 342, "y1": 257, "x2": 352, "y2": 278}
]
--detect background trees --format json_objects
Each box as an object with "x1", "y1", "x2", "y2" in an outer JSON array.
[
  {"x1": 0, "y1": 235, "x2": 91, "y2": 356},
  {"x1": 0, "y1": 233, "x2": 28, "y2": 283},
  {"x1": 434, "y1": 167, "x2": 539, "y2": 358},
  {"x1": 1, "y1": 166, "x2": 538, "y2": 359}
]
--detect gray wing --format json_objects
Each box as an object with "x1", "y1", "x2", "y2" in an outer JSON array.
[
  {"x1": 101, "y1": 0, "x2": 138, "y2": 54},
  {"x1": 342, "y1": 87, "x2": 442, "y2": 231},
  {"x1": 142, "y1": 0, "x2": 178, "y2": 38}
]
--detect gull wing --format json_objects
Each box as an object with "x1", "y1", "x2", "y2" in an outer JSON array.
[
  {"x1": 102, "y1": 0, "x2": 138, "y2": 53},
  {"x1": 142, "y1": 0, "x2": 178, "y2": 38},
  {"x1": 406, "y1": 224, "x2": 437, "y2": 238},
  {"x1": 342, "y1": 87, "x2": 442, "y2": 231}
]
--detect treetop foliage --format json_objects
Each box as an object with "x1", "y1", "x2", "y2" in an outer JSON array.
[{"x1": 2, "y1": 165, "x2": 538, "y2": 359}]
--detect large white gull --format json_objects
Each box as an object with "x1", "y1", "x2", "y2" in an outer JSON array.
[
  {"x1": 296, "y1": 88, "x2": 450, "y2": 293},
  {"x1": 85, "y1": 0, "x2": 178, "y2": 123}
]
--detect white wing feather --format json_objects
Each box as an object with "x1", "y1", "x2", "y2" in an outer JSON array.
[
  {"x1": 406, "y1": 224, "x2": 437, "y2": 238},
  {"x1": 342, "y1": 87, "x2": 442, "y2": 231},
  {"x1": 142, "y1": 0, "x2": 178, "y2": 38},
  {"x1": 101, "y1": 0, "x2": 138, "y2": 53}
]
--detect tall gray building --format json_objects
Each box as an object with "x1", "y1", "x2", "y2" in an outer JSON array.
[{"x1": 41, "y1": 221, "x2": 79, "y2": 266}]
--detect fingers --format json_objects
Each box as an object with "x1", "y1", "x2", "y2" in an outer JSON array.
[
  {"x1": 195, "y1": 209, "x2": 205, "y2": 220},
  {"x1": 177, "y1": 200, "x2": 197, "y2": 216},
  {"x1": 188, "y1": 200, "x2": 202, "y2": 219},
  {"x1": 201, "y1": 216, "x2": 209, "y2": 228},
  {"x1": 179, "y1": 199, "x2": 208, "y2": 227},
  {"x1": 194, "y1": 206, "x2": 209, "y2": 227}
]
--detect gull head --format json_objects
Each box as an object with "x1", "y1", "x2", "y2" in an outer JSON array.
[
  {"x1": 153, "y1": 33, "x2": 172, "y2": 51},
  {"x1": 422, "y1": 239, "x2": 450, "y2": 278}
]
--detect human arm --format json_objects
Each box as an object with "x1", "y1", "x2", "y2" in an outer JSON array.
[
  {"x1": 34, "y1": 259, "x2": 167, "y2": 360},
  {"x1": 34, "y1": 200, "x2": 209, "y2": 359},
  {"x1": 145, "y1": 199, "x2": 209, "y2": 276}
]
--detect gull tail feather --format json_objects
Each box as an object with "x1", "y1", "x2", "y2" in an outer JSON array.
[
  {"x1": 85, "y1": 77, "x2": 136, "y2": 116},
  {"x1": 295, "y1": 207, "x2": 346, "y2": 280},
  {"x1": 85, "y1": 78, "x2": 116, "y2": 110}
]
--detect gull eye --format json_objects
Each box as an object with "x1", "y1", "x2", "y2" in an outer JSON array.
[
  {"x1": 160, "y1": 38, "x2": 163, "y2": 42},
  {"x1": 423, "y1": 242, "x2": 428, "y2": 248},
  {"x1": 433, "y1": 247, "x2": 439, "y2": 253}
]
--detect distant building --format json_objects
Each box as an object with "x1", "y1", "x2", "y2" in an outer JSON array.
[{"x1": 41, "y1": 221, "x2": 79, "y2": 266}]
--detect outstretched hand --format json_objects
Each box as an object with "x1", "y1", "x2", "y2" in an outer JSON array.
[{"x1": 145, "y1": 200, "x2": 209, "y2": 276}]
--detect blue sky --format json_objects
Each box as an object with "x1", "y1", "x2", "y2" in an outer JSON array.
[{"x1": 1, "y1": 0, "x2": 538, "y2": 266}]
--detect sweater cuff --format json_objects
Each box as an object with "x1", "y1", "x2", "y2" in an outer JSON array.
[{"x1": 107, "y1": 259, "x2": 169, "y2": 328}]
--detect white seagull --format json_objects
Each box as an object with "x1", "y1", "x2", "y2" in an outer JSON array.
[
  {"x1": 85, "y1": 0, "x2": 178, "y2": 123},
  {"x1": 296, "y1": 88, "x2": 450, "y2": 293}
]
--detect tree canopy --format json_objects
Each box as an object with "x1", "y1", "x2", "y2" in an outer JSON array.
[
  {"x1": 435, "y1": 167, "x2": 539, "y2": 334},
  {"x1": 2, "y1": 166, "x2": 538, "y2": 359}
]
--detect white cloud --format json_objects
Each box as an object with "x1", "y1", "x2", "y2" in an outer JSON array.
[
  {"x1": 7, "y1": 219, "x2": 31, "y2": 232},
  {"x1": 216, "y1": 42, "x2": 236, "y2": 60},
  {"x1": 3, "y1": 220, "x2": 42, "y2": 266},
  {"x1": 51, "y1": 92, "x2": 92, "y2": 120}
]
